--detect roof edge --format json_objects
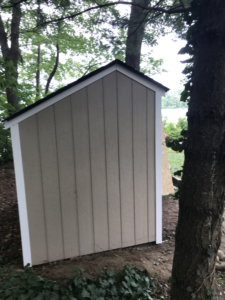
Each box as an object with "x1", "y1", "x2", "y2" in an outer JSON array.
[{"x1": 4, "y1": 59, "x2": 169, "y2": 124}]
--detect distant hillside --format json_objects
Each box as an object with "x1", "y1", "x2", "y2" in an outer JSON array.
[{"x1": 162, "y1": 90, "x2": 188, "y2": 109}]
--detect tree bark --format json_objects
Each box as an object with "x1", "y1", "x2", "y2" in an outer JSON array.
[
  {"x1": 0, "y1": 1, "x2": 21, "y2": 111},
  {"x1": 171, "y1": 1, "x2": 225, "y2": 299},
  {"x1": 45, "y1": 43, "x2": 59, "y2": 95},
  {"x1": 125, "y1": 0, "x2": 149, "y2": 71},
  {"x1": 36, "y1": 44, "x2": 41, "y2": 99}
]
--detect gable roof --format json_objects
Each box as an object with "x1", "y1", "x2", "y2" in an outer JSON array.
[{"x1": 4, "y1": 59, "x2": 169, "y2": 128}]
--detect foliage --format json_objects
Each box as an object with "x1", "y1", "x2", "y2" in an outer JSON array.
[
  {"x1": 163, "y1": 116, "x2": 187, "y2": 151},
  {"x1": 0, "y1": 121, "x2": 13, "y2": 166},
  {"x1": 0, "y1": 265, "x2": 159, "y2": 300},
  {"x1": 163, "y1": 117, "x2": 187, "y2": 198},
  {"x1": 162, "y1": 90, "x2": 188, "y2": 109},
  {"x1": 167, "y1": 152, "x2": 184, "y2": 178},
  {"x1": 0, "y1": 0, "x2": 170, "y2": 118}
]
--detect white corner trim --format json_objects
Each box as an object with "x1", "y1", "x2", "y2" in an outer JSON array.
[
  {"x1": 4, "y1": 64, "x2": 166, "y2": 129},
  {"x1": 11, "y1": 124, "x2": 32, "y2": 266},
  {"x1": 155, "y1": 91, "x2": 164, "y2": 244}
]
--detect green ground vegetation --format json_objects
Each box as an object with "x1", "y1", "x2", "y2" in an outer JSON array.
[
  {"x1": 167, "y1": 152, "x2": 184, "y2": 178},
  {"x1": 0, "y1": 265, "x2": 165, "y2": 300}
]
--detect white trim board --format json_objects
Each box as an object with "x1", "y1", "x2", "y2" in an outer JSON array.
[
  {"x1": 155, "y1": 92, "x2": 163, "y2": 244},
  {"x1": 11, "y1": 124, "x2": 32, "y2": 266},
  {"x1": 4, "y1": 65, "x2": 166, "y2": 129}
]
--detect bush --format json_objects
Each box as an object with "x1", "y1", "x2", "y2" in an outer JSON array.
[
  {"x1": 0, "y1": 265, "x2": 160, "y2": 300},
  {"x1": 0, "y1": 121, "x2": 13, "y2": 166},
  {"x1": 163, "y1": 117, "x2": 187, "y2": 145}
]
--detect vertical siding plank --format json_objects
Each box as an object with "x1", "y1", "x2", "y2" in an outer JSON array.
[
  {"x1": 117, "y1": 72, "x2": 135, "y2": 247},
  {"x1": 87, "y1": 80, "x2": 109, "y2": 252},
  {"x1": 103, "y1": 72, "x2": 122, "y2": 250},
  {"x1": 37, "y1": 106, "x2": 64, "y2": 261},
  {"x1": 19, "y1": 116, "x2": 48, "y2": 265},
  {"x1": 147, "y1": 89, "x2": 156, "y2": 241},
  {"x1": 54, "y1": 97, "x2": 80, "y2": 258},
  {"x1": 71, "y1": 88, "x2": 94, "y2": 255},
  {"x1": 133, "y1": 81, "x2": 148, "y2": 244}
]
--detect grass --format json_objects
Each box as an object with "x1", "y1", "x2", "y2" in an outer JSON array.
[{"x1": 167, "y1": 152, "x2": 184, "y2": 177}]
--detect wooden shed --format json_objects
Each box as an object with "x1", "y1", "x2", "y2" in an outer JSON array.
[{"x1": 4, "y1": 60, "x2": 169, "y2": 266}]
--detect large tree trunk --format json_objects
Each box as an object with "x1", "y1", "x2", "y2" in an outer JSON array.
[
  {"x1": 125, "y1": 0, "x2": 149, "y2": 71},
  {"x1": 171, "y1": 1, "x2": 225, "y2": 299}
]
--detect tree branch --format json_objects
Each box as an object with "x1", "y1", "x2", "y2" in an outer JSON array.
[
  {"x1": 0, "y1": 14, "x2": 9, "y2": 58},
  {"x1": 0, "y1": 0, "x2": 29, "y2": 9},
  {"x1": 45, "y1": 43, "x2": 59, "y2": 95},
  {"x1": 179, "y1": 0, "x2": 185, "y2": 8},
  {"x1": 33, "y1": 1, "x2": 190, "y2": 29}
]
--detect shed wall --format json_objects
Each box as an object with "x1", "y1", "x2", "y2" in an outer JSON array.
[{"x1": 19, "y1": 71, "x2": 156, "y2": 265}]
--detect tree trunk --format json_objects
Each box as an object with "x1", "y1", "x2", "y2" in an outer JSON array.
[
  {"x1": 0, "y1": 1, "x2": 21, "y2": 111},
  {"x1": 45, "y1": 43, "x2": 59, "y2": 95},
  {"x1": 171, "y1": 1, "x2": 225, "y2": 299},
  {"x1": 36, "y1": 45, "x2": 41, "y2": 99},
  {"x1": 125, "y1": 0, "x2": 149, "y2": 71}
]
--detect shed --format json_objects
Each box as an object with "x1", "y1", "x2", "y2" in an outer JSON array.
[{"x1": 4, "y1": 60, "x2": 169, "y2": 266}]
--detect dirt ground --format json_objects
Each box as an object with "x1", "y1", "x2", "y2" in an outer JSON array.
[{"x1": 1, "y1": 162, "x2": 225, "y2": 298}]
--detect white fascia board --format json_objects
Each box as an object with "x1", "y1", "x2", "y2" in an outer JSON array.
[
  {"x1": 11, "y1": 124, "x2": 32, "y2": 266},
  {"x1": 4, "y1": 64, "x2": 166, "y2": 129},
  {"x1": 155, "y1": 90, "x2": 165, "y2": 244},
  {"x1": 116, "y1": 65, "x2": 166, "y2": 94}
]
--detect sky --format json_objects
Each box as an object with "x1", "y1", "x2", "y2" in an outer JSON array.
[{"x1": 147, "y1": 33, "x2": 189, "y2": 92}]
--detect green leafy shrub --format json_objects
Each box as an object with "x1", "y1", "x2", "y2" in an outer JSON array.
[
  {"x1": 0, "y1": 121, "x2": 13, "y2": 166},
  {"x1": 0, "y1": 265, "x2": 159, "y2": 300},
  {"x1": 163, "y1": 117, "x2": 187, "y2": 151}
]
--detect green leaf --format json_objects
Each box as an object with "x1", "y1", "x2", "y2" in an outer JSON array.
[
  {"x1": 187, "y1": 286, "x2": 193, "y2": 292},
  {"x1": 180, "y1": 90, "x2": 190, "y2": 103},
  {"x1": 81, "y1": 289, "x2": 90, "y2": 298},
  {"x1": 178, "y1": 45, "x2": 193, "y2": 55},
  {"x1": 168, "y1": 277, "x2": 176, "y2": 284}
]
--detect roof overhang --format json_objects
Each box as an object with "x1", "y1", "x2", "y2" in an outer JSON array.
[{"x1": 4, "y1": 60, "x2": 169, "y2": 129}]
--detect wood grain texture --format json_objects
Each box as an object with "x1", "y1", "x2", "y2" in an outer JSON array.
[
  {"x1": 54, "y1": 97, "x2": 80, "y2": 258},
  {"x1": 87, "y1": 80, "x2": 109, "y2": 252},
  {"x1": 147, "y1": 89, "x2": 156, "y2": 241},
  {"x1": 117, "y1": 72, "x2": 135, "y2": 247},
  {"x1": 71, "y1": 88, "x2": 95, "y2": 255},
  {"x1": 37, "y1": 106, "x2": 64, "y2": 261},
  {"x1": 133, "y1": 81, "x2": 148, "y2": 244},
  {"x1": 19, "y1": 115, "x2": 48, "y2": 265},
  {"x1": 103, "y1": 72, "x2": 122, "y2": 250}
]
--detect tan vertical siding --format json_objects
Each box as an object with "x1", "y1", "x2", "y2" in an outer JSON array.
[
  {"x1": 19, "y1": 71, "x2": 157, "y2": 264},
  {"x1": 71, "y1": 88, "x2": 94, "y2": 255},
  {"x1": 117, "y1": 72, "x2": 135, "y2": 247},
  {"x1": 19, "y1": 115, "x2": 48, "y2": 265},
  {"x1": 133, "y1": 81, "x2": 148, "y2": 244},
  {"x1": 103, "y1": 72, "x2": 122, "y2": 250},
  {"x1": 54, "y1": 97, "x2": 80, "y2": 258},
  {"x1": 37, "y1": 106, "x2": 64, "y2": 261},
  {"x1": 147, "y1": 89, "x2": 156, "y2": 241},
  {"x1": 87, "y1": 80, "x2": 109, "y2": 252}
]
